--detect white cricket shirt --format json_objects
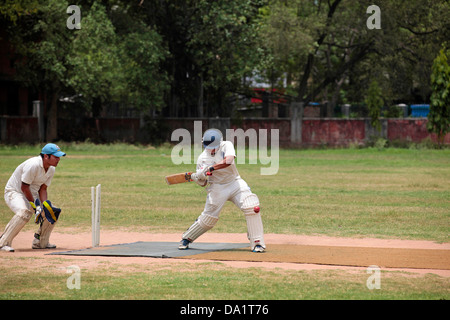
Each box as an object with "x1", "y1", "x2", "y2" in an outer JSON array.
[
  {"x1": 5, "y1": 156, "x2": 55, "y2": 198},
  {"x1": 196, "y1": 141, "x2": 240, "y2": 184}
]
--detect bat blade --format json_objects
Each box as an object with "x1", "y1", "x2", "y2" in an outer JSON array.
[{"x1": 165, "y1": 172, "x2": 192, "y2": 185}]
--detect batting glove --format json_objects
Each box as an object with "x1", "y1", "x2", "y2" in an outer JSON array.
[
  {"x1": 191, "y1": 172, "x2": 205, "y2": 183},
  {"x1": 199, "y1": 165, "x2": 214, "y2": 179}
]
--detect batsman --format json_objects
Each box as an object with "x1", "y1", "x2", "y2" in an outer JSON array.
[{"x1": 179, "y1": 128, "x2": 265, "y2": 253}]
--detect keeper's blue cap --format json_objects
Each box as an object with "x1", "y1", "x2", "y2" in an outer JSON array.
[
  {"x1": 202, "y1": 129, "x2": 223, "y2": 149},
  {"x1": 41, "y1": 143, "x2": 66, "y2": 157}
]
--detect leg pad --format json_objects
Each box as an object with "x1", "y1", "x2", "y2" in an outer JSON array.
[
  {"x1": 241, "y1": 194, "x2": 265, "y2": 250},
  {"x1": 182, "y1": 214, "x2": 219, "y2": 243}
]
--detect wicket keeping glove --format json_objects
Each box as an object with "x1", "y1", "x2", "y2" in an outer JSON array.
[{"x1": 42, "y1": 200, "x2": 62, "y2": 224}]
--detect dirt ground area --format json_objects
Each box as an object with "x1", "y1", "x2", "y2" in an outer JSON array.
[{"x1": 1, "y1": 228, "x2": 449, "y2": 277}]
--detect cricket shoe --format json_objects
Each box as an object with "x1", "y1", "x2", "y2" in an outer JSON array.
[
  {"x1": 0, "y1": 245, "x2": 14, "y2": 252},
  {"x1": 252, "y1": 245, "x2": 265, "y2": 253},
  {"x1": 178, "y1": 239, "x2": 191, "y2": 250},
  {"x1": 32, "y1": 233, "x2": 56, "y2": 249},
  {"x1": 32, "y1": 242, "x2": 57, "y2": 249}
]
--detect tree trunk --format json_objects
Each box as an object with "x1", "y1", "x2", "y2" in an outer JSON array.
[
  {"x1": 46, "y1": 92, "x2": 58, "y2": 142},
  {"x1": 198, "y1": 75, "x2": 204, "y2": 118},
  {"x1": 296, "y1": 0, "x2": 342, "y2": 104}
]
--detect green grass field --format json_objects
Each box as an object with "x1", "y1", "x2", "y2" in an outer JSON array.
[{"x1": 0, "y1": 142, "x2": 449, "y2": 300}]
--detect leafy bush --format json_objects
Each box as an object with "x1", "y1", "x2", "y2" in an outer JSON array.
[
  {"x1": 365, "y1": 81, "x2": 384, "y2": 132},
  {"x1": 427, "y1": 48, "x2": 450, "y2": 147}
]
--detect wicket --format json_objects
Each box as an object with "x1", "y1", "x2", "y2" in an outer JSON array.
[{"x1": 91, "y1": 184, "x2": 101, "y2": 247}]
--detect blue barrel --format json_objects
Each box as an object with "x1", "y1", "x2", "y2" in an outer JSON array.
[{"x1": 410, "y1": 104, "x2": 430, "y2": 117}]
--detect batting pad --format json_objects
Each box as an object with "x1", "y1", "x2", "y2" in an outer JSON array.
[{"x1": 48, "y1": 241, "x2": 249, "y2": 258}]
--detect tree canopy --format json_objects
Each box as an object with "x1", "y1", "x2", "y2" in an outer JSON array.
[
  {"x1": 427, "y1": 48, "x2": 450, "y2": 146},
  {"x1": 1, "y1": 0, "x2": 449, "y2": 131}
]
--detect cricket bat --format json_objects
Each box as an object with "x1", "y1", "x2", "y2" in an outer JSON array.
[
  {"x1": 165, "y1": 172, "x2": 212, "y2": 185},
  {"x1": 165, "y1": 172, "x2": 193, "y2": 185}
]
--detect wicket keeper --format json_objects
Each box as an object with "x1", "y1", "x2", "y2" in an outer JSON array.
[
  {"x1": 0, "y1": 143, "x2": 65, "y2": 252},
  {"x1": 179, "y1": 129, "x2": 266, "y2": 252}
]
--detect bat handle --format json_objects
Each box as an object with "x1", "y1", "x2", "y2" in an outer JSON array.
[{"x1": 206, "y1": 172, "x2": 212, "y2": 176}]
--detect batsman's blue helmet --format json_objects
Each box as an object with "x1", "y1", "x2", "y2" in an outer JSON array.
[{"x1": 202, "y1": 128, "x2": 223, "y2": 149}]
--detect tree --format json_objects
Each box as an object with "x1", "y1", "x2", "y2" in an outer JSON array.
[
  {"x1": 108, "y1": 1, "x2": 169, "y2": 113},
  {"x1": 141, "y1": 0, "x2": 265, "y2": 117},
  {"x1": 257, "y1": 0, "x2": 319, "y2": 94},
  {"x1": 5, "y1": 0, "x2": 169, "y2": 140},
  {"x1": 258, "y1": 0, "x2": 450, "y2": 116},
  {"x1": 0, "y1": 0, "x2": 39, "y2": 24},
  {"x1": 365, "y1": 80, "x2": 384, "y2": 132},
  {"x1": 188, "y1": 0, "x2": 266, "y2": 117},
  {"x1": 117, "y1": 23, "x2": 169, "y2": 112},
  {"x1": 347, "y1": 0, "x2": 450, "y2": 106},
  {"x1": 9, "y1": 0, "x2": 76, "y2": 141},
  {"x1": 65, "y1": 2, "x2": 122, "y2": 113},
  {"x1": 427, "y1": 48, "x2": 450, "y2": 147},
  {"x1": 259, "y1": 0, "x2": 375, "y2": 114}
]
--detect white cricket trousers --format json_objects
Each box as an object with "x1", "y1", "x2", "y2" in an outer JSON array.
[
  {"x1": 183, "y1": 177, "x2": 265, "y2": 249},
  {"x1": 204, "y1": 178, "x2": 252, "y2": 217}
]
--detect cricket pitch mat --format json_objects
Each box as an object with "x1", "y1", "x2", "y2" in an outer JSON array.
[{"x1": 50, "y1": 240, "x2": 450, "y2": 270}]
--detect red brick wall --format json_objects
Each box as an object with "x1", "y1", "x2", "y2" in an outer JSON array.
[
  {"x1": 231, "y1": 119, "x2": 291, "y2": 146},
  {"x1": 1, "y1": 117, "x2": 449, "y2": 146},
  {"x1": 96, "y1": 118, "x2": 140, "y2": 142},
  {"x1": 0, "y1": 117, "x2": 39, "y2": 144},
  {"x1": 302, "y1": 119, "x2": 366, "y2": 146},
  {"x1": 387, "y1": 119, "x2": 450, "y2": 144}
]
